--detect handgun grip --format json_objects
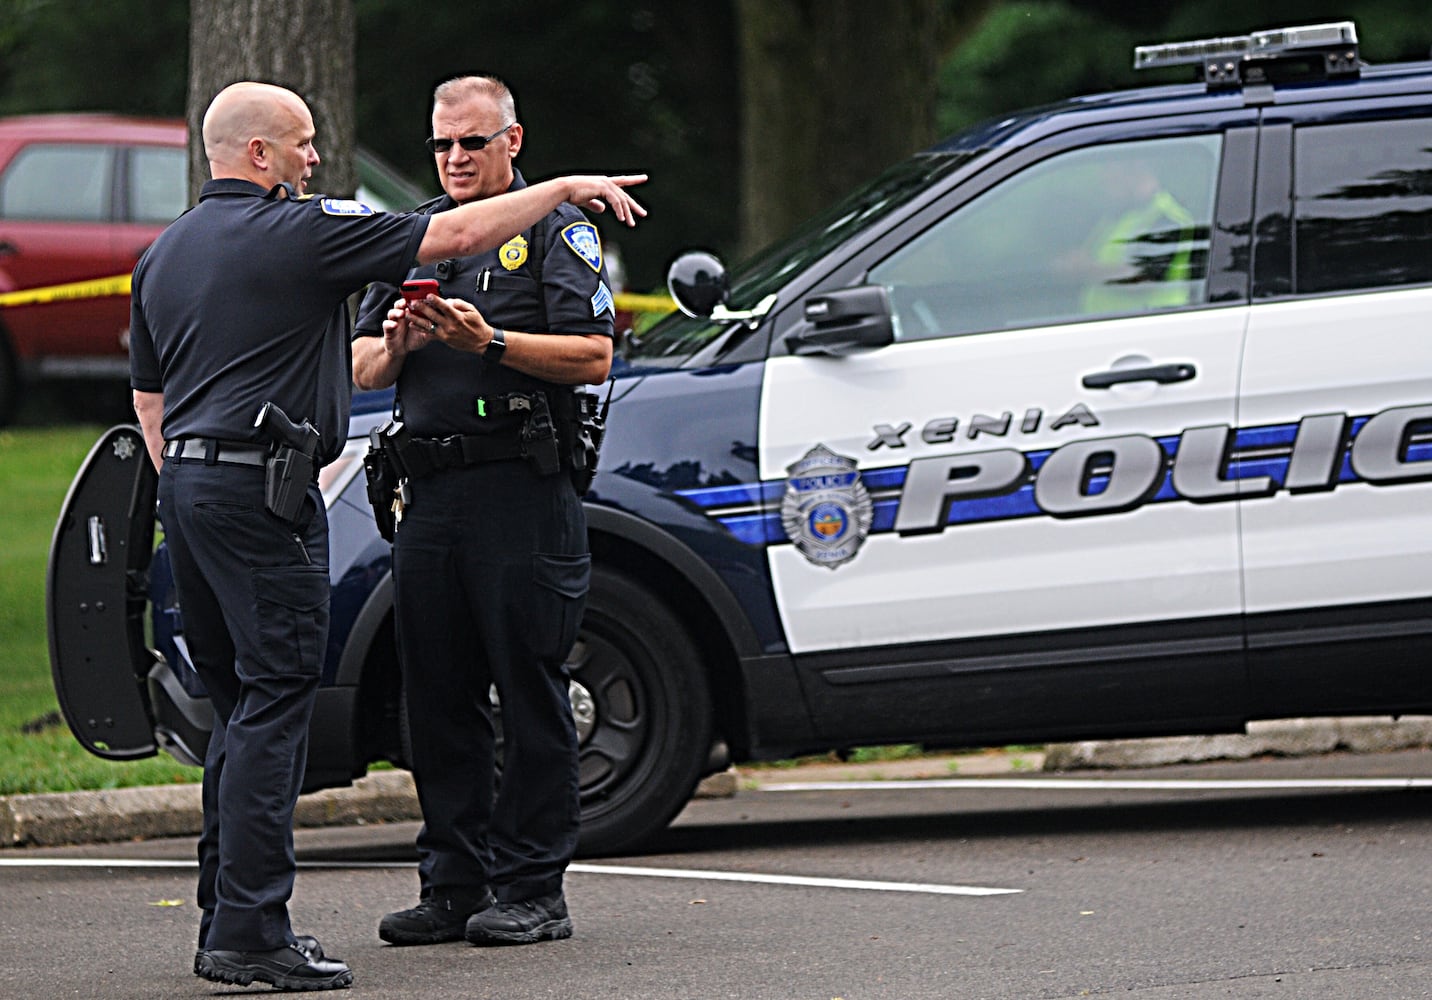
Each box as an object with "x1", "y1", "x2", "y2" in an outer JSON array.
[{"x1": 256, "y1": 402, "x2": 319, "y2": 457}]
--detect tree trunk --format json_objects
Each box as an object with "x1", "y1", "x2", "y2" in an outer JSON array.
[
  {"x1": 186, "y1": 0, "x2": 355, "y2": 203},
  {"x1": 736, "y1": 0, "x2": 947, "y2": 258}
]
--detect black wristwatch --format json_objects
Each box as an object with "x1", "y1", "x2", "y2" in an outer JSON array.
[{"x1": 485, "y1": 327, "x2": 506, "y2": 365}]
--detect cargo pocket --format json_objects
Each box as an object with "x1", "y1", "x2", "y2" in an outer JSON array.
[
  {"x1": 252, "y1": 565, "x2": 330, "y2": 679},
  {"x1": 530, "y1": 553, "x2": 590, "y2": 665}
]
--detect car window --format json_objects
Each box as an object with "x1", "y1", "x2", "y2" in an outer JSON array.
[
  {"x1": 128, "y1": 145, "x2": 187, "y2": 224},
  {"x1": 0, "y1": 143, "x2": 111, "y2": 222},
  {"x1": 623, "y1": 152, "x2": 974, "y2": 369},
  {"x1": 869, "y1": 134, "x2": 1222, "y2": 342},
  {"x1": 1293, "y1": 117, "x2": 1432, "y2": 294}
]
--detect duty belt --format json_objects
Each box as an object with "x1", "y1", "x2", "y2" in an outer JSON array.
[
  {"x1": 398, "y1": 433, "x2": 526, "y2": 477},
  {"x1": 163, "y1": 438, "x2": 269, "y2": 467}
]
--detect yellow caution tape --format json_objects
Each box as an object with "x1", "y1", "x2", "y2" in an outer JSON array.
[
  {"x1": 613, "y1": 291, "x2": 675, "y2": 314},
  {"x1": 0, "y1": 273, "x2": 132, "y2": 308},
  {"x1": 0, "y1": 274, "x2": 674, "y2": 316}
]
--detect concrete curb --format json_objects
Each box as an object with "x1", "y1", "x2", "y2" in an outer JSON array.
[
  {"x1": 0, "y1": 768, "x2": 733, "y2": 849},
  {"x1": 1042, "y1": 715, "x2": 1432, "y2": 770},
  {"x1": 3, "y1": 718, "x2": 1429, "y2": 848},
  {"x1": 0, "y1": 770, "x2": 426, "y2": 849}
]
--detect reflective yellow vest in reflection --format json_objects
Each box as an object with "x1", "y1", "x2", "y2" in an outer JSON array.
[{"x1": 1082, "y1": 190, "x2": 1197, "y2": 315}]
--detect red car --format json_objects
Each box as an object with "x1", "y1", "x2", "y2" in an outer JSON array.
[{"x1": 0, "y1": 113, "x2": 424, "y2": 424}]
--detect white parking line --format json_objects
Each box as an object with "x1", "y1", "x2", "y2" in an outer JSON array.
[
  {"x1": 0, "y1": 857, "x2": 1020, "y2": 896},
  {"x1": 569, "y1": 862, "x2": 1020, "y2": 896},
  {"x1": 761, "y1": 776, "x2": 1432, "y2": 792},
  {"x1": 0, "y1": 858, "x2": 195, "y2": 867}
]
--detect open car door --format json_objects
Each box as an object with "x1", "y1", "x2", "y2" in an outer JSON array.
[{"x1": 47, "y1": 424, "x2": 160, "y2": 759}]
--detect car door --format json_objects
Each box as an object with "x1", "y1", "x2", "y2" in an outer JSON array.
[
  {"x1": 1238, "y1": 102, "x2": 1432, "y2": 715},
  {"x1": 759, "y1": 121, "x2": 1258, "y2": 742},
  {"x1": 47, "y1": 424, "x2": 161, "y2": 758}
]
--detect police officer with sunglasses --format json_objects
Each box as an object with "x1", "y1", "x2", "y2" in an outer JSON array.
[{"x1": 353, "y1": 74, "x2": 625, "y2": 949}]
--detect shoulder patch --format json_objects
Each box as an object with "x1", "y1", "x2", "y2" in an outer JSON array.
[
  {"x1": 591, "y1": 281, "x2": 614, "y2": 318},
  {"x1": 320, "y1": 198, "x2": 375, "y2": 217},
  {"x1": 560, "y1": 221, "x2": 603, "y2": 273}
]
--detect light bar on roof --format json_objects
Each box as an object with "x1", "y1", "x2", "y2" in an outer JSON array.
[
  {"x1": 1134, "y1": 33, "x2": 1251, "y2": 71},
  {"x1": 1249, "y1": 22, "x2": 1358, "y2": 53},
  {"x1": 1134, "y1": 21, "x2": 1359, "y2": 76}
]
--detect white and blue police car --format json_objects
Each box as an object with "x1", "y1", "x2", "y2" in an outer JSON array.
[{"x1": 50, "y1": 23, "x2": 1432, "y2": 854}]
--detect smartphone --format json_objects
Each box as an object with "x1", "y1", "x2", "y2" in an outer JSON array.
[{"x1": 400, "y1": 279, "x2": 440, "y2": 304}]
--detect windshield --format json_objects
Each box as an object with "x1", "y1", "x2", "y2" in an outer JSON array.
[{"x1": 625, "y1": 150, "x2": 973, "y2": 367}]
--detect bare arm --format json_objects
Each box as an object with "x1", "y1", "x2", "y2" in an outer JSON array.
[
  {"x1": 416, "y1": 175, "x2": 646, "y2": 264},
  {"x1": 352, "y1": 296, "x2": 435, "y2": 390},
  {"x1": 133, "y1": 390, "x2": 165, "y2": 471},
  {"x1": 352, "y1": 335, "x2": 402, "y2": 391},
  {"x1": 492, "y1": 330, "x2": 612, "y2": 385},
  {"x1": 408, "y1": 296, "x2": 613, "y2": 385}
]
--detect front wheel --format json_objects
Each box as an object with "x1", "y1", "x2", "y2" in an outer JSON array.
[{"x1": 570, "y1": 566, "x2": 713, "y2": 855}]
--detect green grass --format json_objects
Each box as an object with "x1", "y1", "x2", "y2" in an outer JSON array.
[{"x1": 0, "y1": 426, "x2": 199, "y2": 796}]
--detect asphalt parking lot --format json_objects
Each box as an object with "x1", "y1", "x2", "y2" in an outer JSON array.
[{"x1": 3, "y1": 746, "x2": 1430, "y2": 999}]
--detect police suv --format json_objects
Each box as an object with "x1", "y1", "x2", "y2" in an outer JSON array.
[{"x1": 49, "y1": 23, "x2": 1432, "y2": 855}]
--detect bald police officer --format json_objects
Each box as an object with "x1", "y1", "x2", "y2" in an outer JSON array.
[{"x1": 130, "y1": 80, "x2": 645, "y2": 991}]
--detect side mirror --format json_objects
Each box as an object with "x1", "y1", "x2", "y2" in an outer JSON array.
[
  {"x1": 666, "y1": 250, "x2": 730, "y2": 319},
  {"x1": 784, "y1": 285, "x2": 895, "y2": 356}
]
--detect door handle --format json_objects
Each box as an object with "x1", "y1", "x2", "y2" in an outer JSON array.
[{"x1": 1082, "y1": 363, "x2": 1197, "y2": 389}]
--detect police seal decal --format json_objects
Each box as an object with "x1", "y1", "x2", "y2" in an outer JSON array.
[
  {"x1": 561, "y1": 222, "x2": 603, "y2": 272},
  {"x1": 499, "y1": 235, "x2": 528, "y2": 271},
  {"x1": 781, "y1": 444, "x2": 873, "y2": 569}
]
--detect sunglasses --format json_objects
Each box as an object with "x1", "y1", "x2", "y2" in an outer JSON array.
[{"x1": 424, "y1": 123, "x2": 514, "y2": 154}]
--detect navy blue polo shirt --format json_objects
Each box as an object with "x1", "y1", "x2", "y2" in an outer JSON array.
[
  {"x1": 353, "y1": 170, "x2": 614, "y2": 439},
  {"x1": 130, "y1": 179, "x2": 430, "y2": 464}
]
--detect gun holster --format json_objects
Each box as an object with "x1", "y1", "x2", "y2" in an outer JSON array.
[
  {"x1": 254, "y1": 401, "x2": 321, "y2": 527},
  {"x1": 363, "y1": 420, "x2": 408, "y2": 542},
  {"x1": 264, "y1": 444, "x2": 314, "y2": 526},
  {"x1": 521, "y1": 394, "x2": 562, "y2": 477}
]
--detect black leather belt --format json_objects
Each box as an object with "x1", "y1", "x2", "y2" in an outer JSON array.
[
  {"x1": 400, "y1": 434, "x2": 526, "y2": 477},
  {"x1": 163, "y1": 438, "x2": 270, "y2": 467}
]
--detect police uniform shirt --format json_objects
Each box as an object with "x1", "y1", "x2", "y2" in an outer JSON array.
[
  {"x1": 353, "y1": 169, "x2": 615, "y2": 440},
  {"x1": 130, "y1": 179, "x2": 430, "y2": 463}
]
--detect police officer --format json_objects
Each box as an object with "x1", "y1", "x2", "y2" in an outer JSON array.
[
  {"x1": 352, "y1": 75, "x2": 616, "y2": 948},
  {"x1": 130, "y1": 80, "x2": 645, "y2": 990}
]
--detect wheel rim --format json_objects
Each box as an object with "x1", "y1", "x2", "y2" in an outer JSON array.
[
  {"x1": 565, "y1": 624, "x2": 660, "y2": 809},
  {"x1": 568, "y1": 676, "x2": 596, "y2": 743}
]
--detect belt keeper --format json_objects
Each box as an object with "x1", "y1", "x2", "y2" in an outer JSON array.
[{"x1": 204, "y1": 439, "x2": 218, "y2": 465}]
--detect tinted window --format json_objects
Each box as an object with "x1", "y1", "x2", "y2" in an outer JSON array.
[
  {"x1": 870, "y1": 134, "x2": 1222, "y2": 341},
  {"x1": 128, "y1": 146, "x2": 186, "y2": 224},
  {"x1": 624, "y1": 151, "x2": 971, "y2": 367},
  {"x1": 0, "y1": 144, "x2": 111, "y2": 222},
  {"x1": 1293, "y1": 118, "x2": 1432, "y2": 294}
]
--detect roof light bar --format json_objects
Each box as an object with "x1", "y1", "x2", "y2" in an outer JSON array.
[
  {"x1": 1133, "y1": 33, "x2": 1254, "y2": 71},
  {"x1": 1134, "y1": 21, "x2": 1360, "y2": 89}
]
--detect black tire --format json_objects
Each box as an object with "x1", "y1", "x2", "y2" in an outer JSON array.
[{"x1": 570, "y1": 566, "x2": 713, "y2": 855}]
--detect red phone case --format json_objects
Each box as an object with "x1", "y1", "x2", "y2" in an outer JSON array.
[{"x1": 400, "y1": 280, "x2": 439, "y2": 303}]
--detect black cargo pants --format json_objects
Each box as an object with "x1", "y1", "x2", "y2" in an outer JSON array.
[
  {"x1": 158, "y1": 456, "x2": 328, "y2": 952},
  {"x1": 392, "y1": 458, "x2": 587, "y2": 904}
]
